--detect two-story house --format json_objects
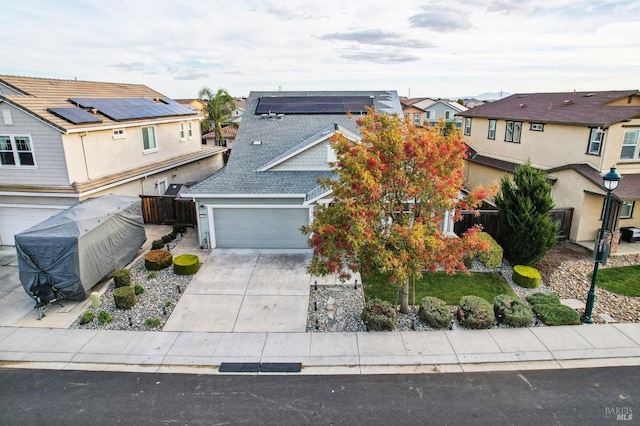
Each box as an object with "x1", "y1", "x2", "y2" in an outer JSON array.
[
  {"x1": 0, "y1": 75, "x2": 226, "y2": 245},
  {"x1": 458, "y1": 90, "x2": 640, "y2": 244},
  {"x1": 401, "y1": 97, "x2": 467, "y2": 128},
  {"x1": 182, "y1": 90, "x2": 403, "y2": 249}
]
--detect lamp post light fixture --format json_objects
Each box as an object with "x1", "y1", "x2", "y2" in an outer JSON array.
[{"x1": 581, "y1": 166, "x2": 622, "y2": 324}]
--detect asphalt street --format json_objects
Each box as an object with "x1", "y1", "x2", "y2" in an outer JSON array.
[{"x1": 0, "y1": 366, "x2": 637, "y2": 425}]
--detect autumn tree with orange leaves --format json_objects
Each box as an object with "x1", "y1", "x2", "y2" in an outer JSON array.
[{"x1": 302, "y1": 110, "x2": 490, "y2": 314}]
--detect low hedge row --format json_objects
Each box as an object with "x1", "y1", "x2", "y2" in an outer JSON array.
[
  {"x1": 418, "y1": 296, "x2": 451, "y2": 329},
  {"x1": 526, "y1": 292, "x2": 580, "y2": 326},
  {"x1": 493, "y1": 294, "x2": 533, "y2": 328},
  {"x1": 457, "y1": 296, "x2": 495, "y2": 329}
]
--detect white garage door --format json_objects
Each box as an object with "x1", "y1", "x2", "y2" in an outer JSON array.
[
  {"x1": 0, "y1": 206, "x2": 64, "y2": 246},
  {"x1": 212, "y1": 207, "x2": 310, "y2": 249}
]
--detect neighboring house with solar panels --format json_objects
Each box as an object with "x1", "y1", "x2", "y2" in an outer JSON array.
[
  {"x1": 458, "y1": 90, "x2": 640, "y2": 244},
  {"x1": 0, "y1": 75, "x2": 226, "y2": 245},
  {"x1": 182, "y1": 90, "x2": 402, "y2": 249}
]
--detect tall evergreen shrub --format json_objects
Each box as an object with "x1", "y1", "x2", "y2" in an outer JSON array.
[{"x1": 494, "y1": 160, "x2": 558, "y2": 265}]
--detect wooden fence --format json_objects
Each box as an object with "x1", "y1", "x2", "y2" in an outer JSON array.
[
  {"x1": 140, "y1": 196, "x2": 197, "y2": 226},
  {"x1": 454, "y1": 208, "x2": 573, "y2": 240}
]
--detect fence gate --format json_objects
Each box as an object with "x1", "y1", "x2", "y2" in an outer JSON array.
[{"x1": 140, "y1": 196, "x2": 196, "y2": 226}]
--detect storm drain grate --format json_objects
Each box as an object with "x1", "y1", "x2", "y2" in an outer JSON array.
[{"x1": 219, "y1": 362, "x2": 302, "y2": 373}]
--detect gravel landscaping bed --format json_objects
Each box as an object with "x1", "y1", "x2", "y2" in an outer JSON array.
[
  {"x1": 306, "y1": 242, "x2": 640, "y2": 331},
  {"x1": 70, "y1": 234, "x2": 195, "y2": 331}
]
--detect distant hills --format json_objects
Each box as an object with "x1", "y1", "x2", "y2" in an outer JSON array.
[{"x1": 469, "y1": 92, "x2": 512, "y2": 101}]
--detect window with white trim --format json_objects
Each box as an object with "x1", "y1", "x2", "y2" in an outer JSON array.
[
  {"x1": 620, "y1": 201, "x2": 634, "y2": 218},
  {"x1": 112, "y1": 128, "x2": 126, "y2": 139},
  {"x1": 620, "y1": 130, "x2": 639, "y2": 160},
  {"x1": 188, "y1": 122, "x2": 193, "y2": 138},
  {"x1": 142, "y1": 126, "x2": 157, "y2": 152},
  {"x1": 179, "y1": 122, "x2": 185, "y2": 140},
  {"x1": 425, "y1": 111, "x2": 431, "y2": 119},
  {"x1": 588, "y1": 128, "x2": 604, "y2": 155},
  {"x1": 0, "y1": 135, "x2": 35, "y2": 166},
  {"x1": 413, "y1": 113, "x2": 420, "y2": 125},
  {"x1": 403, "y1": 113, "x2": 409, "y2": 120},
  {"x1": 326, "y1": 144, "x2": 337, "y2": 163},
  {"x1": 464, "y1": 117, "x2": 471, "y2": 135},
  {"x1": 488, "y1": 119, "x2": 496, "y2": 139},
  {"x1": 445, "y1": 110, "x2": 452, "y2": 120},
  {"x1": 530, "y1": 123, "x2": 544, "y2": 131},
  {"x1": 505, "y1": 121, "x2": 522, "y2": 143}
]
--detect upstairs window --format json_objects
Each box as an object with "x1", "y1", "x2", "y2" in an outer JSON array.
[
  {"x1": 142, "y1": 126, "x2": 157, "y2": 152},
  {"x1": 179, "y1": 122, "x2": 185, "y2": 140},
  {"x1": 505, "y1": 121, "x2": 522, "y2": 143},
  {"x1": 488, "y1": 119, "x2": 496, "y2": 139},
  {"x1": 403, "y1": 113, "x2": 409, "y2": 120},
  {"x1": 464, "y1": 117, "x2": 471, "y2": 135},
  {"x1": 620, "y1": 130, "x2": 639, "y2": 160},
  {"x1": 112, "y1": 129, "x2": 126, "y2": 139},
  {"x1": 188, "y1": 122, "x2": 193, "y2": 138},
  {"x1": 445, "y1": 110, "x2": 452, "y2": 120},
  {"x1": 530, "y1": 123, "x2": 544, "y2": 131},
  {"x1": 425, "y1": 111, "x2": 431, "y2": 119},
  {"x1": 413, "y1": 113, "x2": 420, "y2": 125},
  {"x1": 588, "y1": 128, "x2": 605, "y2": 155},
  {"x1": 0, "y1": 135, "x2": 35, "y2": 166}
]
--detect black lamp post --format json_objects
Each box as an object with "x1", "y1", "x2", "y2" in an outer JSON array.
[{"x1": 581, "y1": 166, "x2": 622, "y2": 324}]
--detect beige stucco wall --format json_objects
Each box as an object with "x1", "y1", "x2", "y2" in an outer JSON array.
[
  {"x1": 465, "y1": 119, "x2": 602, "y2": 169},
  {"x1": 63, "y1": 119, "x2": 202, "y2": 182},
  {"x1": 601, "y1": 119, "x2": 640, "y2": 174},
  {"x1": 464, "y1": 162, "x2": 507, "y2": 194}
]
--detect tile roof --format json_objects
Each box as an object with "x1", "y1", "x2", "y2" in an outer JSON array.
[
  {"x1": 547, "y1": 163, "x2": 640, "y2": 202},
  {"x1": 0, "y1": 75, "x2": 199, "y2": 132},
  {"x1": 184, "y1": 90, "x2": 401, "y2": 197},
  {"x1": 458, "y1": 90, "x2": 640, "y2": 127},
  {"x1": 202, "y1": 126, "x2": 237, "y2": 140}
]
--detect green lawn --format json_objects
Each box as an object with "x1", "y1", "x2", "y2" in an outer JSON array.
[
  {"x1": 592, "y1": 264, "x2": 640, "y2": 297},
  {"x1": 363, "y1": 271, "x2": 518, "y2": 305}
]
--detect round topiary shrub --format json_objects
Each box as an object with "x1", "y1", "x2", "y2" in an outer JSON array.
[
  {"x1": 79, "y1": 310, "x2": 95, "y2": 325},
  {"x1": 512, "y1": 265, "x2": 541, "y2": 288},
  {"x1": 362, "y1": 299, "x2": 397, "y2": 331},
  {"x1": 418, "y1": 296, "x2": 451, "y2": 329},
  {"x1": 112, "y1": 269, "x2": 131, "y2": 288},
  {"x1": 457, "y1": 295, "x2": 495, "y2": 329},
  {"x1": 113, "y1": 286, "x2": 136, "y2": 309},
  {"x1": 145, "y1": 250, "x2": 173, "y2": 270},
  {"x1": 151, "y1": 239, "x2": 165, "y2": 250},
  {"x1": 133, "y1": 284, "x2": 145, "y2": 295},
  {"x1": 493, "y1": 294, "x2": 534, "y2": 328},
  {"x1": 173, "y1": 254, "x2": 200, "y2": 275}
]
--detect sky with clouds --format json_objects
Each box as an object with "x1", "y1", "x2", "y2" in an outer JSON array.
[{"x1": 1, "y1": 0, "x2": 638, "y2": 99}]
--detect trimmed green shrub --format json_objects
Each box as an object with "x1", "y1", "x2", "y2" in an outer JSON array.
[
  {"x1": 161, "y1": 233, "x2": 177, "y2": 244},
  {"x1": 531, "y1": 303, "x2": 580, "y2": 326},
  {"x1": 97, "y1": 310, "x2": 113, "y2": 324},
  {"x1": 418, "y1": 296, "x2": 451, "y2": 329},
  {"x1": 144, "y1": 317, "x2": 162, "y2": 328},
  {"x1": 145, "y1": 250, "x2": 173, "y2": 270},
  {"x1": 476, "y1": 232, "x2": 503, "y2": 268},
  {"x1": 113, "y1": 286, "x2": 136, "y2": 309},
  {"x1": 493, "y1": 294, "x2": 534, "y2": 328},
  {"x1": 526, "y1": 292, "x2": 560, "y2": 306},
  {"x1": 173, "y1": 223, "x2": 188, "y2": 234},
  {"x1": 147, "y1": 271, "x2": 158, "y2": 279},
  {"x1": 112, "y1": 269, "x2": 131, "y2": 288},
  {"x1": 362, "y1": 299, "x2": 397, "y2": 331},
  {"x1": 512, "y1": 265, "x2": 541, "y2": 288},
  {"x1": 151, "y1": 239, "x2": 165, "y2": 250},
  {"x1": 173, "y1": 254, "x2": 200, "y2": 275},
  {"x1": 457, "y1": 296, "x2": 495, "y2": 329},
  {"x1": 79, "y1": 310, "x2": 95, "y2": 325},
  {"x1": 133, "y1": 284, "x2": 145, "y2": 295}
]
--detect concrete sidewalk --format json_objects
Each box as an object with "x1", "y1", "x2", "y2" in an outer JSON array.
[
  {"x1": 1, "y1": 324, "x2": 640, "y2": 375},
  {"x1": 2, "y1": 225, "x2": 640, "y2": 375}
]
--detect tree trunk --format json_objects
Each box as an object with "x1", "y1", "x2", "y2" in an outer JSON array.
[{"x1": 400, "y1": 279, "x2": 410, "y2": 314}]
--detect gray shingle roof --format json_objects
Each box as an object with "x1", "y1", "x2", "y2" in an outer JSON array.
[
  {"x1": 184, "y1": 90, "x2": 401, "y2": 197},
  {"x1": 458, "y1": 90, "x2": 640, "y2": 127}
]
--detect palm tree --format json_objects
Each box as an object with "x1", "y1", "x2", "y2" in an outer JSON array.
[{"x1": 198, "y1": 87, "x2": 235, "y2": 145}]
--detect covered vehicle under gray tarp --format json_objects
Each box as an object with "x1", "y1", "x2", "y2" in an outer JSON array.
[{"x1": 15, "y1": 195, "x2": 147, "y2": 301}]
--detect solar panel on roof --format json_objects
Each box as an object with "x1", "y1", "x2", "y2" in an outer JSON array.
[
  {"x1": 255, "y1": 96, "x2": 373, "y2": 115},
  {"x1": 68, "y1": 98, "x2": 194, "y2": 121},
  {"x1": 47, "y1": 107, "x2": 103, "y2": 124}
]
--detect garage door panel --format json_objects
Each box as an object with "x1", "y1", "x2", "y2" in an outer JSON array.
[
  {"x1": 0, "y1": 207, "x2": 63, "y2": 246},
  {"x1": 213, "y1": 208, "x2": 309, "y2": 249}
]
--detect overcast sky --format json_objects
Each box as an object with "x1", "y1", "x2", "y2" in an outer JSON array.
[{"x1": 1, "y1": 0, "x2": 638, "y2": 99}]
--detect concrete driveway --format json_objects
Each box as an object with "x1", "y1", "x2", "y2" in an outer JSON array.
[{"x1": 163, "y1": 249, "x2": 315, "y2": 333}]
